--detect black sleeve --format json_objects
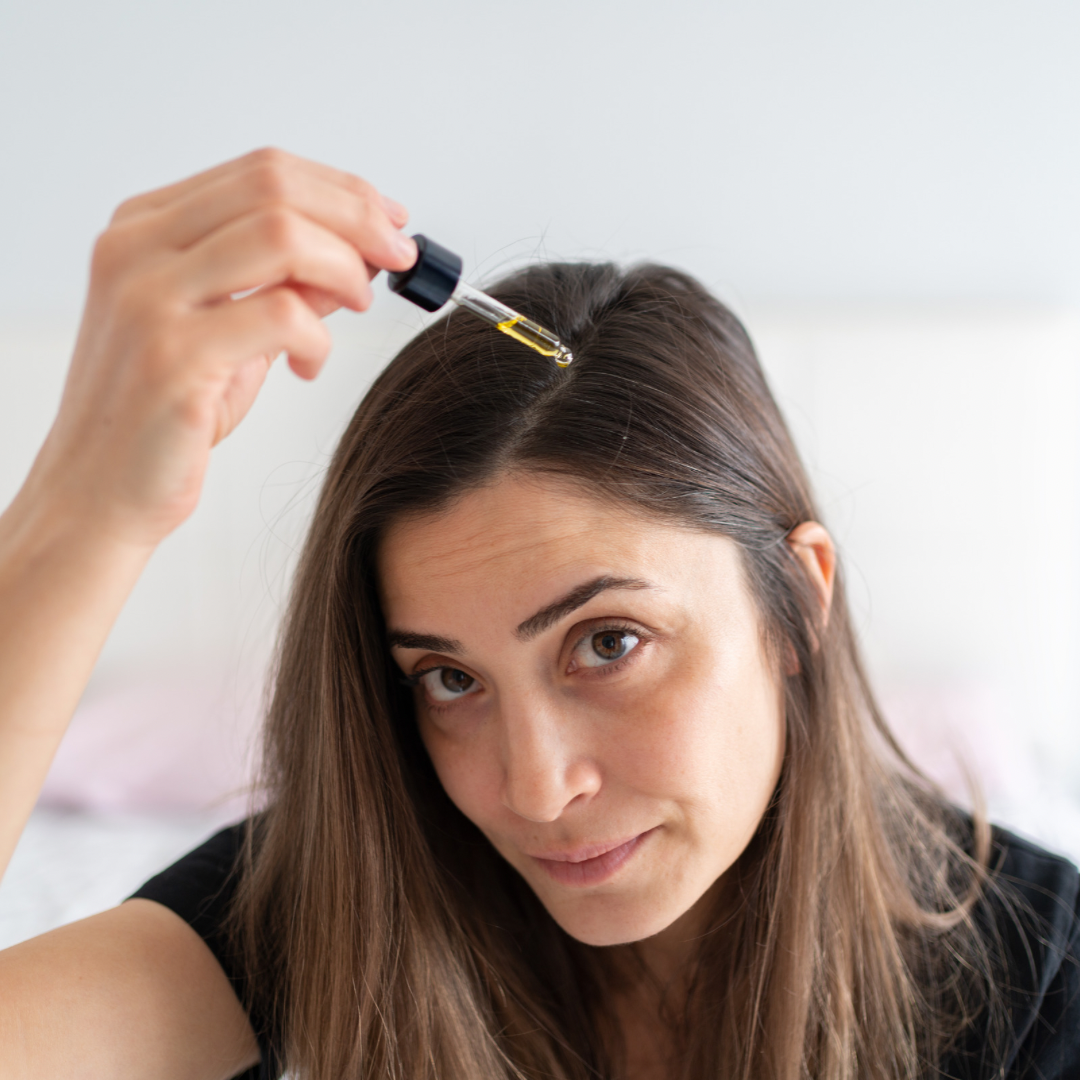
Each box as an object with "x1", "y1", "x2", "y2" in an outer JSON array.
[
  {"x1": 1016, "y1": 893, "x2": 1080, "y2": 1079},
  {"x1": 937, "y1": 826, "x2": 1080, "y2": 1079},
  {"x1": 994, "y1": 830, "x2": 1080, "y2": 1079},
  {"x1": 129, "y1": 821, "x2": 280, "y2": 1080}
]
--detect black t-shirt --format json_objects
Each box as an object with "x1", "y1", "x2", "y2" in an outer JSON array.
[{"x1": 131, "y1": 822, "x2": 1080, "y2": 1079}]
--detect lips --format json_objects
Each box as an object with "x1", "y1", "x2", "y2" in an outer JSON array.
[{"x1": 529, "y1": 828, "x2": 657, "y2": 887}]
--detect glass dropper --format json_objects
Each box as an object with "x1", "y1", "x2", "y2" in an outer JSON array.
[
  {"x1": 449, "y1": 279, "x2": 573, "y2": 367},
  {"x1": 387, "y1": 234, "x2": 574, "y2": 368}
]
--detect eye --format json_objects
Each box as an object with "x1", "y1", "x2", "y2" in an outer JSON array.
[
  {"x1": 418, "y1": 667, "x2": 481, "y2": 703},
  {"x1": 573, "y1": 628, "x2": 641, "y2": 669}
]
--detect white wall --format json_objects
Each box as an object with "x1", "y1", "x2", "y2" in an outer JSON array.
[
  {"x1": 1, "y1": 1, "x2": 1079, "y2": 843},
  {"x1": 1, "y1": 1, "x2": 1079, "y2": 315},
  {"x1": 751, "y1": 305, "x2": 1080, "y2": 849}
]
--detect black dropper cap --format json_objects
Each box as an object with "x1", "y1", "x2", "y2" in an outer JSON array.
[{"x1": 387, "y1": 234, "x2": 462, "y2": 312}]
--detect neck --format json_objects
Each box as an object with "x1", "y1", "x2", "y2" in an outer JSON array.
[
  {"x1": 621, "y1": 877, "x2": 726, "y2": 989},
  {"x1": 605, "y1": 909, "x2": 705, "y2": 1080},
  {"x1": 602, "y1": 879, "x2": 735, "y2": 1079}
]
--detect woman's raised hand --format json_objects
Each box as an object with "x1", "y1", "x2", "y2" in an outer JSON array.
[
  {"x1": 33, "y1": 148, "x2": 417, "y2": 547},
  {"x1": 0, "y1": 151, "x2": 417, "y2": 884}
]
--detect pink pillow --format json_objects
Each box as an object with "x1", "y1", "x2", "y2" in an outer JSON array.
[
  {"x1": 39, "y1": 673, "x2": 264, "y2": 821},
  {"x1": 880, "y1": 681, "x2": 1042, "y2": 811}
]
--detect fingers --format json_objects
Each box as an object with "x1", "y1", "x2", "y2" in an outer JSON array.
[
  {"x1": 49, "y1": 150, "x2": 408, "y2": 547},
  {"x1": 112, "y1": 148, "x2": 414, "y2": 274},
  {"x1": 195, "y1": 286, "x2": 333, "y2": 380},
  {"x1": 175, "y1": 206, "x2": 375, "y2": 309},
  {"x1": 287, "y1": 282, "x2": 342, "y2": 320},
  {"x1": 381, "y1": 195, "x2": 409, "y2": 230},
  {"x1": 114, "y1": 148, "x2": 371, "y2": 217},
  {"x1": 165, "y1": 171, "x2": 415, "y2": 284},
  {"x1": 212, "y1": 355, "x2": 274, "y2": 445},
  {"x1": 111, "y1": 154, "x2": 260, "y2": 220}
]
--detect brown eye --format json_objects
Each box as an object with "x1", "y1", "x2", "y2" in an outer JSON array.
[
  {"x1": 441, "y1": 668, "x2": 474, "y2": 693},
  {"x1": 419, "y1": 666, "x2": 481, "y2": 703},
  {"x1": 575, "y1": 629, "x2": 640, "y2": 668},
  {"x1": 593, "y1": 631, "x2": 627, "y2": 660}
]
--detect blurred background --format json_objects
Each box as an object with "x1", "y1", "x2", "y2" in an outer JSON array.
[{"x1": 1, "y1": 0, "x2": 1078, "y2": 945}]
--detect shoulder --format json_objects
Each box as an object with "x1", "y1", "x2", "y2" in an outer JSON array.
[
  {"x1": 131, "y1": 820, "x2": 249, "y2": 951},
  {"x1": 0, "y1": 898, "x2": 260, "y2": 1079},
  {"x1": 969, "y1": 825, "x2": 1080, "y2": 1079},
  {"x1": 988, "y1": 825, "x2": 1079, "y2": 1005},
  {"x1": 130, "y1": 819, "x2": 279, "y2": 1079},
  {"x1": 991, "y1": 826, "x2": 1079, "y2": 918}
]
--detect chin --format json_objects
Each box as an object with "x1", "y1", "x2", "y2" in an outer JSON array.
[{"x1": 542, "y1": 892, "x2": 688, "y2": 947}]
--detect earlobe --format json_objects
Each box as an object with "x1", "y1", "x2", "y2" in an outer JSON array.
[{"x1": 785, "y1": 521, "x2": 836, "y2": 626}]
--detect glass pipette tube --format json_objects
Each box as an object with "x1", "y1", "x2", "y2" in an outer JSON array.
[
  {"x1": 451, "y1": 280, "x2": 574, "y2": 368},
  {"x1": 387, "y1": 234, "x2": 574, "y2": 368}
]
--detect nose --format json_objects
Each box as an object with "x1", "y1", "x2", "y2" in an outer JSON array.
[{"x1": 499, "y1": 694, "x2": 602, "y2": 823}]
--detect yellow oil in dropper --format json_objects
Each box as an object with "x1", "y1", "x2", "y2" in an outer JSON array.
[
  {"x1": 387, "y1": 235, "x2": 574, "y2": 367},
  {"x1": 454, "y1": 281, "x2": 574, "y2": 367},
  {"x1": 495, "y1": 316, "x2": 573, "y2": 367}
]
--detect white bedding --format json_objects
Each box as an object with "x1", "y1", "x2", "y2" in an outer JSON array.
[{"x1": 0, "y1": 807, "x2": 234, "y2": 950}]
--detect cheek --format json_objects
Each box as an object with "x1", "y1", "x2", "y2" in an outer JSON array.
[
  {"x1": 612, "y1": 643, "x2": 784, "y2": 828},
  {"x1": 418, "y1": 719, "x2": 503, "y2": 827}
]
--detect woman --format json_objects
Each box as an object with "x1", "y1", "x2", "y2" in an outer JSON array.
[{"x1": 0, "y1": 150, "x2": 1076, "y2": 1080}]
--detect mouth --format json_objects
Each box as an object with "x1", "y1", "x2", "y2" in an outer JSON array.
[{"x1": 529, "y1": 827, "x2": 658, "y2": 888}]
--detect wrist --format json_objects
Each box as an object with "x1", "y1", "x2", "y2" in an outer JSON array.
[
  {"x1": 0, "y1": 472, "x2": 157, "y2": 589},
  {"x1": 23, "y1": 409, "x2": 207, "y2": 550}
]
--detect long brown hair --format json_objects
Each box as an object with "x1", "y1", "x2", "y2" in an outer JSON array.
[{"x1": 235, "y1": 262, "x2": 1004, "y2": 1079}]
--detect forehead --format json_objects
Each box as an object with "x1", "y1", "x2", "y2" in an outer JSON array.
[{"x1": 377, "y1": 473, "x2": 748, "y2": 623}]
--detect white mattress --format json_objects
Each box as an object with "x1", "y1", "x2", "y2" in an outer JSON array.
[{"x1": 0, "y1": 807, "x2": 232, "y2": 950}]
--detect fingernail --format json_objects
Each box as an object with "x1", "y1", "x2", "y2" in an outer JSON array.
[{"x1": 395, "y1": 233, "x2": 417, "y2": 264}]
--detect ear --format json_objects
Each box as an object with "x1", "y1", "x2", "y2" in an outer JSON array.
[{"x1": 786, "y1": 521, "x2": 836, "y2": 626}]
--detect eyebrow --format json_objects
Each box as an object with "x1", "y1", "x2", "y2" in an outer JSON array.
[
  {"x1": 386, "y1": 630, "x2": 464, "y2": 654},
  {"x1": 386, "y1": 575, "x2": 654, "y2": 655},
  {"x1": 515, "y1": 575, "x2": 653, "y2": 641}
]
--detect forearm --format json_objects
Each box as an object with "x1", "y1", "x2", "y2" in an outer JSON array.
[
  {"x1": 0, "y1": 149, "x2": 413, "y2": 885},
  {"x1": 0, "y1": 473, "x2": 152, "y2": 880}
]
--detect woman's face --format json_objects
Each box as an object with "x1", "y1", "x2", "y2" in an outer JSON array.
[{"x1": 378, "y1": 472, "x2": 786, "y2": 948}]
